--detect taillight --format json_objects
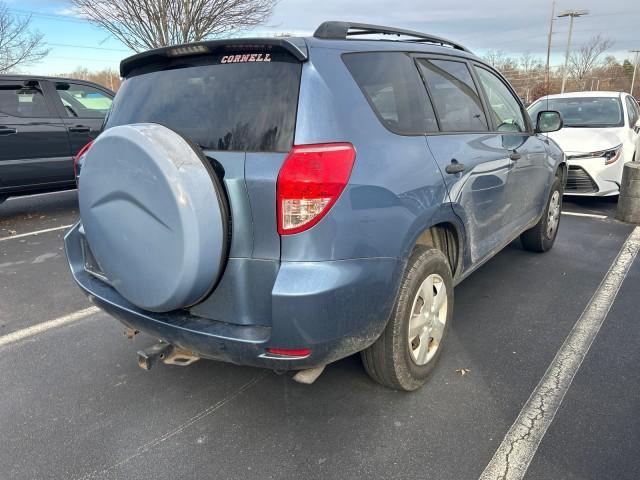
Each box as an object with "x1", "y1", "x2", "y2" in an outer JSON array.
[
  {"x1": 74, "y1": 140, "x2": 94, "y2": 178},
  {"x1": 265, "y1": 347, "x2": 311, "y2": 357},
  {"x1": 277, "y1": 143, "x2": 356, "y2": 235}
]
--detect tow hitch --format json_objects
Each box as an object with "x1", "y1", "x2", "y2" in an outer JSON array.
[{"x1": 137, "y1": 342, "x2": 200, "y2": 370}]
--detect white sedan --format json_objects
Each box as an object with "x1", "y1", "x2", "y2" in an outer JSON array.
[{"x1": 528, "y1": 91, "x2": 640, "y2": 196}]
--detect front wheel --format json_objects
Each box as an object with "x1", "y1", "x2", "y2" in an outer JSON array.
[
  {"x1": 520, "y1": 177, "x2": 563, "y2": 252},
  {"x1": 361, "y1": 247, "x2": 453, "y2": 391}
]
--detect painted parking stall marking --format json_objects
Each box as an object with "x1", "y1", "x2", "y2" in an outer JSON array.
[
  {"x1": 5, "y1": 190, "x2": 71, "y2": 201},
  {"x1": 562, "y1": 211, "x2": 608, "y2": 219},
  {"x1": 0, "y1": 224, "x2": 72, "y2": 242},
  {"x1": 0, "y1": 307, "x2": 100, "y2": 348},
  {"x1": 479, "y1": 226, "x2": 640, "y2": 480}
]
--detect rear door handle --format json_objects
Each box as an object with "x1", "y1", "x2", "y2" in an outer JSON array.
[
  {"x1": 510, "y1": 151, "x2": 522, "y2": 161},
  {"x1": 68, "y1": 125, "x2": 91, "y2": 133},
  {"x1": 445, "y1": 162, "x2": 466, "y2": 174},
  {"x1": 0, "y1": 127, "x2": 17, "y2": 136}
]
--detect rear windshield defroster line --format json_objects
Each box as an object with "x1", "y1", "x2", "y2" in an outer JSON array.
[{"x1": 106, "y1": 52, "x2": 302, "y2": 153}]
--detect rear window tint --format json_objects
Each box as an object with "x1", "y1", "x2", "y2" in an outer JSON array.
[
  {"x1": 0, "y1": 82, "x2": 51, "y2": 118},
  {"x1": 417, "y1": 59, "x2": 488, "y2": 132},
  {"x1": 343, "y1": 52, "x2": 437, "y2": 135},
  {"x1": 105, "y1": 53, "x2": 301, "y2": 152}
]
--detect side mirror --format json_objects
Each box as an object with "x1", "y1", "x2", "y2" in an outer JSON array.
[{"x1": 536, "y1": 110, "x2": 563, "y2": 133}]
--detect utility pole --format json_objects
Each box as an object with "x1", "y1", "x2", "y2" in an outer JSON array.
[
  {"x1": 631, "y1": 50, "x2": 640, "y2": 96},
  {"x1": 558, "y1": 9, "x2": 589, "y2": 94},
  {"x1": 545, "y1": 0, "x2": 556, "y2": 93}
]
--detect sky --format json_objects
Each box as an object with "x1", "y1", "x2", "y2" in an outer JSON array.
[{"x1": 7, "y1": 0, "x2": 640, "y2": 75}]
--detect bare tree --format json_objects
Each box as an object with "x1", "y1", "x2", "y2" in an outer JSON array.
[
  {"x1": 483, "y1": 50, "x2": 518, "y2": 72},
  {"x1": 568, "y1": 34, "x2": 614, "y2": 81},
  {"x1": 70, "y1": 0, "x2": 278, "y2": 52},
  {"x1": 0, "y1": 2, "x2": 49, "y2": 72},
  {"x1": 513, "y1": 53, "x2": 545, "y2": 103},
  {"x1": 57, "y1": 67, "x2": 122, "y2": 91},
  {"x1": 519, "y1": 52, "x2": 544, "y2": 76}
]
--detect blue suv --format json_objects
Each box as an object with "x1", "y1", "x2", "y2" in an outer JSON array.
[{"x1": 65, "y1": 22, "x2": 566, "y2": 390}]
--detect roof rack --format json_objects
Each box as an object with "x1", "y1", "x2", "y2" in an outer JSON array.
[{"x1": 313, "y1": 21, "x2": 471, "y2": 53}]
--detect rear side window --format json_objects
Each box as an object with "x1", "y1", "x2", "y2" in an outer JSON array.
[
  {"x1": 343, "y1": 52, "x2": 438, "y2": 135},
  {"x1": 55, "y1": 82, "x2": 112, "y2": 119},
  {"x1": 0, "y1": 81, "x2": 51, "y2": 118},
  {"x1": 106, "y1": 53, "x2": 301, "y2": 152},
  {"x1": 416, "y1": 59, "x2": 488, "y2": 132}
]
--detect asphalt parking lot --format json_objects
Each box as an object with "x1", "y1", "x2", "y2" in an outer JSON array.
[{"x1": 1, "y1": 191, "x2": 638, "y2": 480}]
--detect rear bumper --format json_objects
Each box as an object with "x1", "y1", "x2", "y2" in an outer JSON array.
[{"x1": 65, "y1": 222, "x2": 402, "y2": 370}]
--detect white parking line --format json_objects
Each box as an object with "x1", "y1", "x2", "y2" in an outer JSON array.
[
  {"x1": 562, "y1": 211, "x2": 608, "y2": 219},
  {"x1": 6, "y1": 190, "x2": 76, "y2": 201},
  {"x1": 0, "y1": 224, "x2": 72, "y2": 242},
  {"x1": 480, "y1": 226, "x2": 640, "y2": 480},
  {"x1": 0, "y1": 307, "x2": 100, "y2": 348}
]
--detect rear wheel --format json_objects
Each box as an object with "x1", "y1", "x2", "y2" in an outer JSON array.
[
  {"x1": 520, "y1": 177, "x2": 563, "y2": 253},
  {"x1": 361, "y1": 246, "x2": 453, "y2": 391}
]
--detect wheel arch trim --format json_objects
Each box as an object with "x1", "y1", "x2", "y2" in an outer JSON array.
[{"x1": 401, "y1": 205, "x2": 467, "y2": 278}]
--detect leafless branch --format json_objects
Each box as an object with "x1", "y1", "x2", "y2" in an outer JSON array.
[
  {"x1": 70, "y1": 0, "x2": 278, "y2": 52},
  {"x1": 483, "y1": 50, "x2": 519, "y2": 75},
  {"x1": 568, "y1": 34, "x2": 614, "y2": 80},
  {"x1": 518, "y1": 52, "x2": 544, "y2": 75},
  {"x1": 0, "y1": 2, "x2": 50, "y2": 72}
]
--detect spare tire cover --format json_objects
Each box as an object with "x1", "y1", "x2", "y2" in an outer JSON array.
[{"x1": 79, "y1": 123, "x2": 226, "y2": 312}]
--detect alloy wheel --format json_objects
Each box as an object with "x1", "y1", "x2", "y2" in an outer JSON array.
[{"x1": 408, "y1": 274, "x2": 448, "y2": 366}]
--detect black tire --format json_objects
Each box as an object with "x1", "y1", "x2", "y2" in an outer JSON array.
[
  {"x1": 361, "y1": 246, "x2": 453, "y2": 391},
  {"x1": 0, "y1": 195, "x2": 7, "y2": 205},
  {"x1": 520, "y1": 176, "x2": 563, "y2": 253}
]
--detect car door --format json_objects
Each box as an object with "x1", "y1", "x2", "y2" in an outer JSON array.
[
  {"x1": 0, "y1": 79, "x2": 73, "y2": 192},
  {"x1": 47, "y1": 81, "x2": 113, "y2": 156},
  {"x1": 473, "y1": 65, "x2": 551, "y2": 230},
  {"x1": 416, "y1": 56, "x2": 513, "y2": 265},
  {"x1": 624, "y1": 95, "x2": 640, "y2": 159}
]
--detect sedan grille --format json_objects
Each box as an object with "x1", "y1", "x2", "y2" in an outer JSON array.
[{"x1": 566, "y1": 166, "x2": 598, "y2": 193}]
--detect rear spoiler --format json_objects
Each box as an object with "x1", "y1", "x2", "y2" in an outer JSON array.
[{"x1": 120, "y1": 37, "x2": 308, "y2": 77}]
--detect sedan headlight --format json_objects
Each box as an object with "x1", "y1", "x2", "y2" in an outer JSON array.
[
  {"x1": 603, "y1": 145, "x2": 623, "y2": 165},
  {"x1": 568, "y1": 144, "x2": 623, "y2": 165}
]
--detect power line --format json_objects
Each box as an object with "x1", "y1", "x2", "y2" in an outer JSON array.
[
  {"x1": 8, "y1": 8, "x2": 90, "y2": 24},
  {"x1": 552, "y1": 27, "x2": 639, "y2": 35},
  {"x1": 584, "y1": 11, "x2": 640, "y2": 18},
  {"x1": 46, "y1": 56, "x2": 120, "y2": 63},
  {"x1": 6, "y1": 9, "x2": 131, "y2": 53},
  {"x1": 48, "y1": 42, "x2": 130, "y2": 52}
]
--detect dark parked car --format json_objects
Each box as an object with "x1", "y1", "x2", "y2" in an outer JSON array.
[
  {"x1": 66, "y1": 22, "x2": 566, "y2": 390},
  {"x1": 0, "y1": 75, "x2": 113, "y2": 203}
]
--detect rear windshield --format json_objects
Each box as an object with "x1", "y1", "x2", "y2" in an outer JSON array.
[
  {"x1": 528, "y1": 97, "x2": 623, "y2": 128},
  {"x1": 105, "y1": 53, "x2": 301, "y2": 152}
]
